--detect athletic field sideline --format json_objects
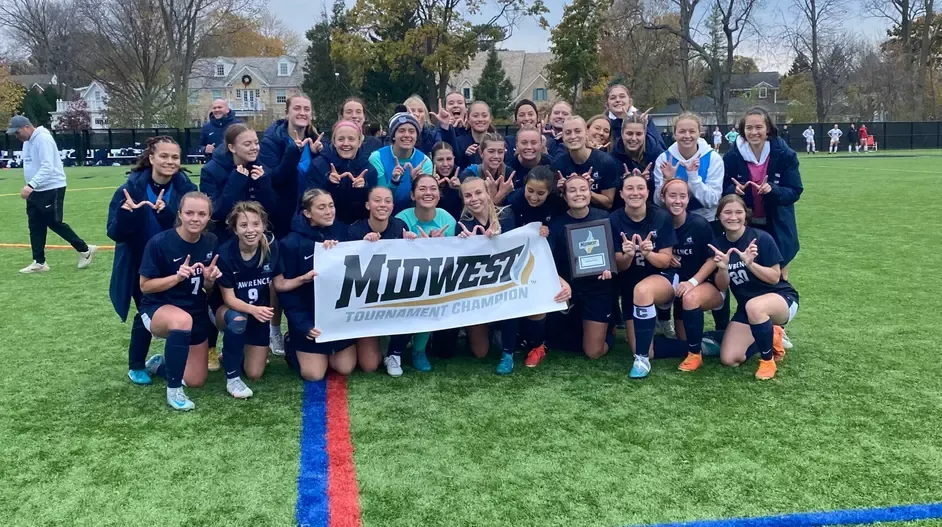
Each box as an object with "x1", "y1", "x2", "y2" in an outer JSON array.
[{"x1": 0, "y1": 152, "x2": 940, "y2": 527}]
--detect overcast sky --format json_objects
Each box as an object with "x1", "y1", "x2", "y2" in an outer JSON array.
[{"x1": 270, "y1": 0, "x2": 894, "y2": 72}]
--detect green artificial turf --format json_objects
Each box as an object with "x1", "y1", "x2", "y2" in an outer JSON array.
[{"x1": 0, "y1": 154, "x2": 940, "y2": 527}]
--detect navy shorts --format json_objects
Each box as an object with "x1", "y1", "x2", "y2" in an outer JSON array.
[
  {"x1": 572, "y1": 287, "x2": 614, "y2": 324},
  {"x1": 139, "y1": 303, "x2": 213, "y2": 345},
  {"x1": 731, "y1": 291, "x2": 799, "y2": 326},
  {"x1": 243, "y1": 318, "x2": 271, "y2": 347},
  {"x1": 286, "y1": 330, "x2": 354, "y2": 355}
]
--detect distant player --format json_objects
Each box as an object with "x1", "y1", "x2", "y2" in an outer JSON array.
[
  {"x1": 712, "y1": 127, "x2": 722, "y2": 152},
  {"x1": 802, "y1": 126, "x2": 816, "y2": 153},
  {"x1": 847, "y1": 124, "x2": 856, "y2": 153},
  {"x1": 827, "y1": 124, "x2": 842, "y2": 154},
  {"x1": 858, "y1": 124, "x2": 869, "y2": 153},
  {"x1": 725, "y1": 126, "x2": 739, "y2": 145}
]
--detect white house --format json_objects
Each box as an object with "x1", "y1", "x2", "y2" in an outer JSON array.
[
  {"x1": 448, "y1": 51, "x2": 558, "y2": 107},
  {"x1": 50, "y1": 81, "x2": 110, "y2": 129}
]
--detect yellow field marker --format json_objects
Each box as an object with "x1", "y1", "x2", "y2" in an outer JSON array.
[
  {"x1": 0, "y1": 243, "x2": 115, "y2": 250},
  {"x1": 0, "y1": 186, "x2": 116, "y2": 198}
]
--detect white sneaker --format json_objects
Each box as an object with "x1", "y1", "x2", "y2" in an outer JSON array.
[
  {"x1": 226, "y1": 377, "x2": 254, "y2": 399},
  {"x1": 780, "y1": 328, "x2": 794, "y2": 350},
  {"x1": 166, "y1": 387, "x2": 195, "y2": 411},
  {"x1": 655, "y1": 319, "x2": 676, "y2": 339},
  {"x1": 19, "y1": 261, "x2": 50, "y2": 274},
  {"x1": 77, "y1": 245, "x2": 98, "y2": 269},
  {"x1": 269, "y1": 327, "x2": 285, "y2": 356},
  {"x1": 384, "y1": 355, "x2": 403, "y2": 377}
]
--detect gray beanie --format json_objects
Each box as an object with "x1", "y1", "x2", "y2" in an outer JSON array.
[{"x1": 388, "y1": 112, "x2": 420, "y2": 138}]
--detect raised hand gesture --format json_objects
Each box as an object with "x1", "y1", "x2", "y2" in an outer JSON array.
[
  {"x1": 250, "y1": 165, "x2": 265, "y2": 180},
  {"x1": 639, "y1": 162, "x2": 653, "y2": 181},
  {"x1": 620, "y1": 232, "x2": 635, "y2": 258},
  {"x1": 429, "y1": 99, "x2": 452, "y2": 128},
  {"x1": 659, "y1": 153, "x2": 677, "y2": 181},
  {"x1": 733, "y1": 179, "x2": 747, "y2": 196},
  {"x1": 175, "y1": 255, "x2": 194, "y2": 281},
  {"x1": 236, "y1": 165, "x2": 250, "y2": 177},
  {"x1": 203, "y1": 255, "x2": 222, "y2": 288},
  {"x1": 735, "y1": 238, "x2": 759, "y2": 267},
  {"x1": 351, "y1": 169, "x2": 368, "y2": 188},
  {"x1": 465, "y1": 143, "x2": 479, "y2": 157},
  {"x1": 310, "y1": 133, "x2": 325, "y2": 154},
  {"x1": 639, "y1": 232, "x2": 654, "y2": 257},
  {"x1": 152, "y1": 189, "x2": 166, "y2": 213},
  {"x1": 328, "y1": 163, "x2": 342, "y2": 185},
  {"x1": 121, "y1": 188, "x2": 150, "y2": 211},
  {"x1": 402, "y1": 229, "x2": 418, "y2": 240},
  {"x1": 755, "y1": 176, "x2": 771, "y2": 195},
  {"x1": 391, "y1": 158, "x2": 404, "y2": 183},
  {"x1": 707, "y1": 243, "x2": 733, "y2": 270}
]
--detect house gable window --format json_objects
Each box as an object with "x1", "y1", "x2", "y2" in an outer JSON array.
[
  {"x1": 278, "y1": 62, "x2": 289, "y2": 76},
  {"x1": 463, "y1": 87, "x2": 471, "y2": 100},
  {"x1": 215, "y1": 64, "x2": 225, "y2": 77},
  {"x1": 533, "y1": 88, "x2": 547, "y2": 102},
  {"x1": 759, "y1": 87, "x2": 768, "y2": 99}
]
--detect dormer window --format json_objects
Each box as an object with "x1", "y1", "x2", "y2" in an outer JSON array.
[
  {"x1": 759, "y1": 87, "x2": 767, "y2": 99},
  {"x1": 215, "y1": 64, "x2": 225, "y2": 77},
  {"x1": 278, "y1": 61, "x2": 289, "y2": 76}
]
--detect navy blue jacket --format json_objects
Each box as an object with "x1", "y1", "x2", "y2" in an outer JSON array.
[
  {"x1": 722, "y1": 137, "x2": 803, "y2": 265},
  {"x1": 611, "y1": 140, "x2": 664, "y2": 204},
  {"x1": 442, "y1": 127, "x2": 482, "y2": 169},
  {"x1": 303, "y1": 145, "x2": 378, "y2": 224},
  {"x1": 609, "y1": 115, "x2": 666, "y2": 152},
  {"x1": 418, "y1": 126, "x2": 443, "y2": 154},
  {"x1": 107, "y1": 168, "x2": 197, "y2": 321},
  {"x1": 277, "y1": 213, "x2": 349, "y2": 337},
  {"x1": 200, "y1": 148, "x2": 278, "y2": 243},
  {"x1": 199, "y1": 110, "x2": 241, "y2": 150},
  {"x1": 259, "y1": 119, "x2": 314, "y2": 238}
]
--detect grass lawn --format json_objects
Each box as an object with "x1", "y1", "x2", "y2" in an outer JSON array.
[{"x1": 0, "y1": 152, "x2": 941, "y2": 527}]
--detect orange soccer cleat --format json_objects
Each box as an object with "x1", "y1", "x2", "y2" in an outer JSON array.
[
  {"x1": 525, "y1": 345, "x2": 547, "y2": 368},
  {"x1": 678, "y1": 352, "x2": 703, "y2": 372},
  {"x1": 772, "y1": 326, "x2": 786, "y2": 362},
  {"x1": 755, "y1": 358, "x2": 777, "y2": 380}
]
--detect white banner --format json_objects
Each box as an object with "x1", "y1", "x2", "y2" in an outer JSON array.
[{"x1": 313, "y1": 222, "x2": 565, "y2": 342}]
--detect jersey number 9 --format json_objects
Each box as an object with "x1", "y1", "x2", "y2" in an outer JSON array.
[{"x1": 248, "y1": 288, "x2": 259, "y2": 304}]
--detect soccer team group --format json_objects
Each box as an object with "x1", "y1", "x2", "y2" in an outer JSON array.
[{"x1": 49, "y1": 84, "x2": 804, "y2": 411}]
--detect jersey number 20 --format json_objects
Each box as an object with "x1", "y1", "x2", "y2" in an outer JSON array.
[{"x1": 730, "y1": 269, "x2": 749, "y2": 285}]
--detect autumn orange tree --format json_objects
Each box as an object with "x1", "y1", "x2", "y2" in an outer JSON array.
[{"x1": 0, "y1": 65, "x2": 26, "y2": 126}]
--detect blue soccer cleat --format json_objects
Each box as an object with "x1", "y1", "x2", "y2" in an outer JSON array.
[
  {"x1": 629, "y1": 355, "x2": 651, "y2": 379},
  {"x1": 145, "y1": 355, "x2": 164, "y2": 377},
  {"x1": 412, "y1": 349, "x2": 432, "y2": 372},
  {"x1": 496, "y1": 353, "x2": 514, "y2": 376},
  {"x1": 166, "y1": 387, "x2": 195, "y2": 411},
  {"x1": 701, "y1": 337, "x2": 721, "y2": 357},
  {"x1": 128, "y1": 369, "x2": 152, "y2": 385}
]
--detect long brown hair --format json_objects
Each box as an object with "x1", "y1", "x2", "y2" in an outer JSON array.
[
  {"x1": 286, "y1": 94, "x2": 317, "y2": 138},
  {"x1": 129, "y1": 136, "x2": 180, "y2": 173},
  {"x1": 621, "y1": 113, "x2": 647, "y2": 164},
  {"x1": 226, "y1": 201, "x2": 271, "y2": 265}
]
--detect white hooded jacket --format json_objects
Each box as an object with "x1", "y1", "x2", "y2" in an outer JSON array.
[{"x1": 652, "y1": 138, "x2": 724, "y2": 221}]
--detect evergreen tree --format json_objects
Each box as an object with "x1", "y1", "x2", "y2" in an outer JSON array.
[
  {"x1": 472, "y1": 47, "x2": 516, "y2": 120},
  {"x1": 546, "y1": 0, "x2": 607, "y2": 103},
  {"x1": 302, "y1": 1, "x2": 354, "y2": 130},
  {"x1": 20, "y1": 88, "x2": 53, "y2": 127}
]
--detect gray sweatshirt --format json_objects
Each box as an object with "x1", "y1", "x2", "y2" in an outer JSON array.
[{"x1": 23, "y1": 126, "x2": 67, "y2": 191}]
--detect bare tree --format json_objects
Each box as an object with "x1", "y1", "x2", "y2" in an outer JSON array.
[
  {"x1": 639, "y1": 0, "x2": 763, "y2": 124},
  {"x1": 785, "y1": 0, "x2": 846, "y2": 120},
  {"x1": 258, "y1": 12, "x2": 305, "y2": 56},
  {"x1": 77, "y1": 0, "x2": 173, "y2": 127},
  {"x1": 914, "y1": 0, "x2": 937, "y2": 117},
  {"x1": 0, "y1": 0, "x2": 87, "y2": 86},
  {"x1": 155, "y1": 0, "x2": 256, "y2": 127}
]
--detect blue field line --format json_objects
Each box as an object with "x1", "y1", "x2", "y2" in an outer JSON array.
[
  {"x1": 627, "y1": 502, "x2": 942, "y2": 527},
  {"x1": 296, "y1": 379, "x2": 329, "y2": 527}
]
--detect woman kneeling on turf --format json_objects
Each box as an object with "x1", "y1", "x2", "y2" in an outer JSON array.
[
  {"x1": 348, "y1": 186, "x2": 418, "y2": 374},
  {"x1": 138, "y1": 191, "x2": 220, "y2": 411},
  {"x1": 547, "y1": 174, "x2": 608, "y2": 359},
  {"x1": 457, "y1": 176, "x2": 518, "y2": 374},
  {"x1": 276, "y1": 188, "x2": 356, "y2": 381},
  {"x1": 660, "y1": 179, "x2": 724, "y2": 372},
  {"x1": 212, "y1": 201, "x2": 282, "y2": 398},
  {"x1": 710, "y1": 195, "x2": 798, "y2": 380},
  {"x1": 609, "y1": 173, "x2": 677, "y2": 379}
]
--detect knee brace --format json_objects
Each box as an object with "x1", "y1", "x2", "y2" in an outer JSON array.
[{"x1": 224, "y1": 310, "x2": 248, "y2": 335}]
